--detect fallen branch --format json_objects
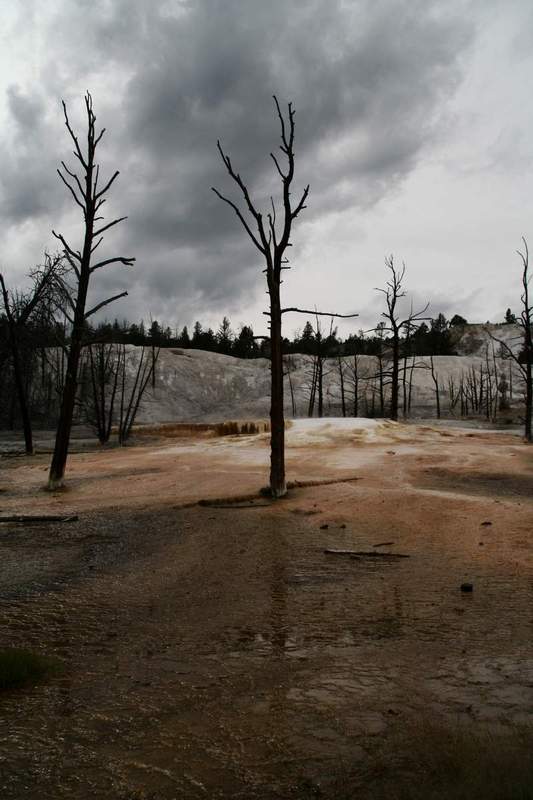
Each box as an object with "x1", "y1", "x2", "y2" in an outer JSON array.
[
  {"x1": 0, "y1": 514, "x2": 79, "y2": 524},
  {"x1": 287, "y1": 476, "x2": 360, "y2": 489},
  {"x1": 324, "y1": 548, "x2": 409, "y2": 559},
  {"x1": 199, "y1": 502, "x2": 272, "y2": 509},
  {"x1": 198, "y1": 492, "x2": 269, "y2": 507}
]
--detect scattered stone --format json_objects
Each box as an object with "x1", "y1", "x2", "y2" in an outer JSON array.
[
  {"x1": 340, "y1": 523, "x2": 346, "y2": 529},
  {"x1": 460, "y1": 582, "x2": 474, "y2": 593},
  {"x1": 481, "y1": 521, "x2": 492, "y2": 527},
  {"x1": 320, "y1": 523, "x2": 329, "y2": 530}
]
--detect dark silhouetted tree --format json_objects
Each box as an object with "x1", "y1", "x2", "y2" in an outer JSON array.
[
  {"x1": 213, "y1": 97, "x2": 309, "y2": 497},
  {"x1": 48, "y1": 93, "x2": 134, "y2": 489},
  {"x1": 489, "y1": 239, "x2": 533, "y2": 441},
  {"x1": 0, "y1": 254, "x2": 64, "y2": 454}
]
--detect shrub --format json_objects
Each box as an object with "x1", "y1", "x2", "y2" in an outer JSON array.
[{"x1": 0, "y1": 648, "x2": 60, "y2": 689}]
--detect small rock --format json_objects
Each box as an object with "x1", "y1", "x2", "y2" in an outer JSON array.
[
  {"x1": 460, "y1": 582, "x2": 474, "y2": 593},
  {"x1": 481, "y1": 521, "x2": 492, "y2": 527},
  {"x1": 479, "y1": 542, "x2": 484, "y2": 546},
  {"x1": 320, "y1": 523, "x2": 329, "y2": 530},
  {"x1": 340, "y1": 523, "x2": 346, "y2": 529}
]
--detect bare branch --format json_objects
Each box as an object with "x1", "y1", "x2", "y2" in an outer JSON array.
[
  {"x1": 292, "y1": 185, "x2": 309, "y2": 219},
  {"x1": 85, "y1": 291, "x2": 128, "y2": 319},
  {"x1": 57, "y1": 169, "x2": 86, "y2": 213},
  {"x1": 90, "y1": 255, "x2": 135, "y2": 273},
  {"x1": 95, "y1": 170, "x2": 119, "y2": 200},
  {"x1": 93, "y1": 216, "x2": 128, "y2": 237},
  {"x1": 281, "y1": 307, "x2": 358, "y2": 318},
  {"x1": 52, "y1": 230, "x2": 82, "y2": 263},
  {"x1": 211, "y1": 187, "x2": 266, "y2": 254},
  {"x1": 61, "y1": 99, "x2": 87, "y2": 169},
  {"x1": 270, "y1": 152, "x2": 286, "y2": 179}
]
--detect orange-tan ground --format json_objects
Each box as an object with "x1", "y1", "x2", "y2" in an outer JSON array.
[{"x1": 0, "y1": 419, "x2": 532, "y2": 798}]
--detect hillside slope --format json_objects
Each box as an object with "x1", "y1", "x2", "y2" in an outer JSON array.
[{"x1": 133, "y1": 347, "x2": 519, "y2": 423}]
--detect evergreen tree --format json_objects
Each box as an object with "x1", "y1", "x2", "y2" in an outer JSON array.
[
  {"x1": 450, "y1": 314, "x2": 467, "y2": 326},
  {"x1": 177, "y1": 325, "x2": 190, "y2": 347},
  {"x1": 505, "y1": 308, "x2": 517, "y2": 324},
  {"x1": 217, "y1": 316, "x2": 234, "y2": 354},
  {"x1": 191, "y1": 321, "x2": 203, "y2": 347},
  {"x1": 233, "y1": 325, "x2": 258, "y2": 358}
]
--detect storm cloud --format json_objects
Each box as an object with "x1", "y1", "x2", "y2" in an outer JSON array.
[{"x1": 1, "y1": 1, "x2": 532, "y2": 331}]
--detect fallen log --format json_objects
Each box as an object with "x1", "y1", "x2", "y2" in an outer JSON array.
[
  {"x1": 324, "y1": 548, "x2": 409, "y2": 559},
  {"x1": 0, "y1": 514, "x2": 79, "y2": 525},
  {"x1": 200, "y1": 503, "x2": 272, "y2": 509}
]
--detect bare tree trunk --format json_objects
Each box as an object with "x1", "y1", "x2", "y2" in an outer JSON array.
[
  {"x1": 285, "y1": 358, "x2": 297, "y2": 417},
  {"x1": 377, "y1": 353, "x2": 385, "y2": 416},
  {"x1": 338, "y1": 357, "x2": 346, "y2": 417},
  {"x1": 317, "y1": 356, "x2": 324, "y2": 418},
  {"x1": 390, "y1": 333, "x2": 400, "y2": 420},
  {"x1": 408, "y1": 357, "x2": 416, "y2": 414},
  {"x1": 430, "y1": 356, "x2": 440, "y2": 419},
  {"x1": 308, "y1": 357, "x2": 317, "y2": 417},
  {"x1": 269, "y1": 292, "x2": 285, "y2": 496},
  {"x1": 49, "y1": 283, "x2": 88, "y2": 486},
  {"x1": 353, "y1": 354, "x2": 359, "y2": 417}
]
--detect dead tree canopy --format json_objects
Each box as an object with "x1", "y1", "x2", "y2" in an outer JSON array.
[
  {"x1": 213, "y1": 96, "x2": 309, "y2": 498},
  {"x1": 48, "y1": 92, "x2": 134, "y2": 489}
]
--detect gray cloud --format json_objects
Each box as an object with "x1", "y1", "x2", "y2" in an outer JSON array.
[{"x1": 1, "y1": 0, "x2": 477, "y2": 324}]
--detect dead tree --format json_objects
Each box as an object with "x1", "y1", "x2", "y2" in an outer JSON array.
[
  {"x1": 337, "y1": 356, "x2": 347, "y2": 417},
  {"x1": 345, "y1": 352, "x2": 360, "y2": 417},
  {"x1": 47, "y1": 93, "x2": 134, "y2": 488},
  {"x1": 213, "y1": 99, "x2": 357, "y2": 493},
  {"x1": 283, "y1": 355, "x2": 298, "y2": 417},
  {"x1": 118, "y1": 346, "x2": 160, "y2": 443},
  {"x1": 212, "y1": 98, "x2": 308, "y2": 497},
  {"x1": 0, "y1": 255, "x2": 63, "y2": 454},
  {"x1": 86, "y1": 342, "x2": 124, "y2": 444},
  {"x1": 375, "y1": 257, "x2": 428, "y2": 421},
  {"x1": 305, "y1": 314, "x2": 337, "y2": 418},
  {"x1": 487, "y1": 238, "x2": 533, "y2": 440},
  {"x1": 429, "y1": 356, "x2": 441, "y2": 419}
]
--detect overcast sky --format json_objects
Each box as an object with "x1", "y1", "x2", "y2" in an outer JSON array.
[{"x1": 1, "y1": 0, "x2": 532, "y2": 338}]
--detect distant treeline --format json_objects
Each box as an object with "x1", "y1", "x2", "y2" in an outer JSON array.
[{"x1": 65, "y1": 312, "x2": 477, "y2": 358}]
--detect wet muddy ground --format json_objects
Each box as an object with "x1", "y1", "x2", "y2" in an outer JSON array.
[{"x1": 0, "y1": 421, "x2": 532, "y2": 798}]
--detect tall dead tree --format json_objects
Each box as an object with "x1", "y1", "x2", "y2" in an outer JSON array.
[
  {"x1": 213, "y1": 99, "x2": 357, "y2": 494},
  {"x1": 488, "y1": 238, "x2": 533, "y2": 441},
  {"x1": 375, "y1": 257, "x2": 428, "y2": 421},
  {"x1": 48, "y1": 93, "x2": 134, "y2": 489},
  {"x1": 213, "y1": 97, "x2": 309, "y2": 497}
]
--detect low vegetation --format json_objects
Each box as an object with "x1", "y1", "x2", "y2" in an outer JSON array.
[{"x1": 0, "y1": 648, "x2": 60, "y2": 689}]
